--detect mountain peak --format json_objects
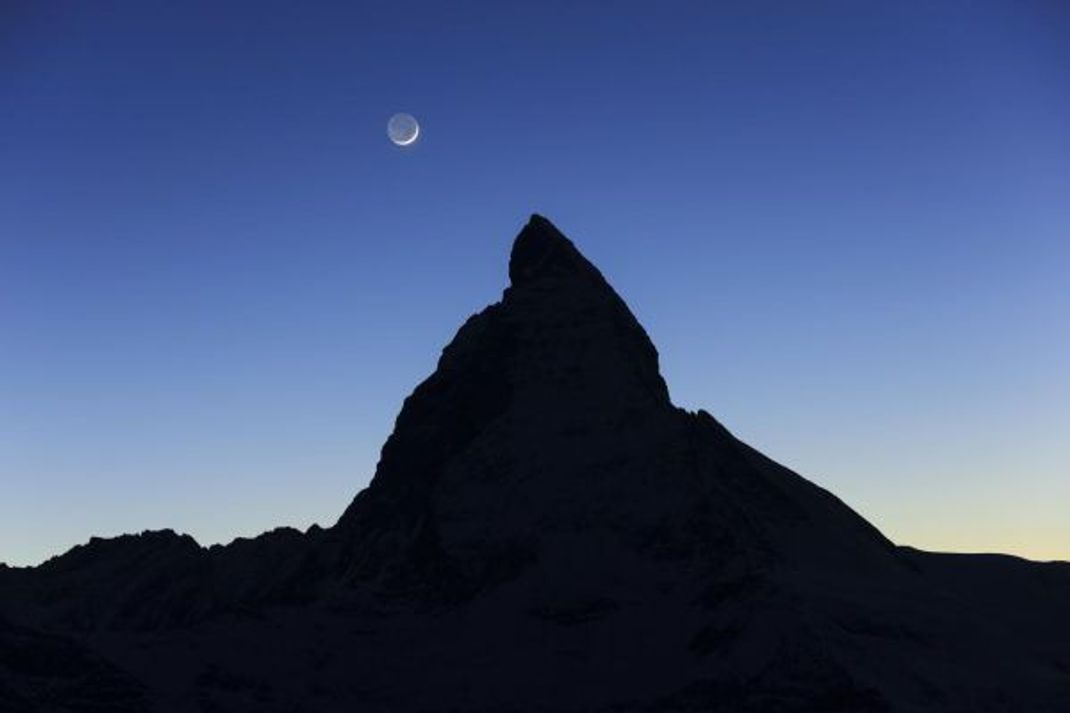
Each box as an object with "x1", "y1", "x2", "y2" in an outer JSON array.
[
  {"x1": 5, "y1": 213, "x2": 1067, "y2": 712},
  {"x1": 509, "y1": 214, "x2": 602, "y2": 287},
  {"x1": 333, "y1": 214, "x2": 673, "y2": 584}
]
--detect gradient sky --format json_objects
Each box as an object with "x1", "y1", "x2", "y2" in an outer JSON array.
[{"x1": 3, "y1": 1, "x2": 1068, "y2": 566}]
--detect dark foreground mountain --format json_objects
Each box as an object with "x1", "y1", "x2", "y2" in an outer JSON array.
[{"x1": 2, "y1": 216, "x2": 1068, "y2": 712}]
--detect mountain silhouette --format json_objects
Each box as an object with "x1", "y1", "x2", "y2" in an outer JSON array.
[{"x1": 2, "y1": 215, "x2": 1068, "y2": 712}]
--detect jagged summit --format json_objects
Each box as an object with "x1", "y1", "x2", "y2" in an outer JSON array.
[
  {"x1": 509, "y1": 213, "x2": 604, "y2": 287},
  {"x1": 330, "y1": 215, "x2": 891, "y2": 600},
  {"x1": 333, "y1": 215, "x2": 677, "y2": 590}
]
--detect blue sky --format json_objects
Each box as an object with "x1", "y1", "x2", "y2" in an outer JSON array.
[{"x1": 2, "y1": 1, "x2": 1068, "y2": 565}]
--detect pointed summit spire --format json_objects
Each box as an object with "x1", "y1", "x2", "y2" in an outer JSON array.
[
  {"x1": 334, "y1": 214, "x2": 673, "y2": 579},
  {"x1": 509, "y1": 214, "x2": 604, "y2": 288}
]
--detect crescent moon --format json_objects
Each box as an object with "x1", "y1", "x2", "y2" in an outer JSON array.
[
  {"x1": 396, "y1": 123, "x2": 419, "y2": 146},
  {"x1": 387, "y1": 113, "x2": 420, "y2": 147}
]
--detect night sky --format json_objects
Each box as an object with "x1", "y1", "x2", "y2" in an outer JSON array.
[{"x1": 3, "y1": 1, "x2": 1068, "y2": 565}]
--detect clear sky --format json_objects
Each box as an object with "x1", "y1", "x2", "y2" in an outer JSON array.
[{"x1": 2, "y1": 1, "x2": 1068, "y2": 566}]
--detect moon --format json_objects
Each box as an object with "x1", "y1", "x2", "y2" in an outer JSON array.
[{"x1": 387, "y1": 113, "x2": 419, "y2": 146}]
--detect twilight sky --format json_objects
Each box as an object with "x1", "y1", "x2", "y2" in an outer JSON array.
[{"x1": 2, "y1": 1, "x2": 1068, "y2": 566}]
